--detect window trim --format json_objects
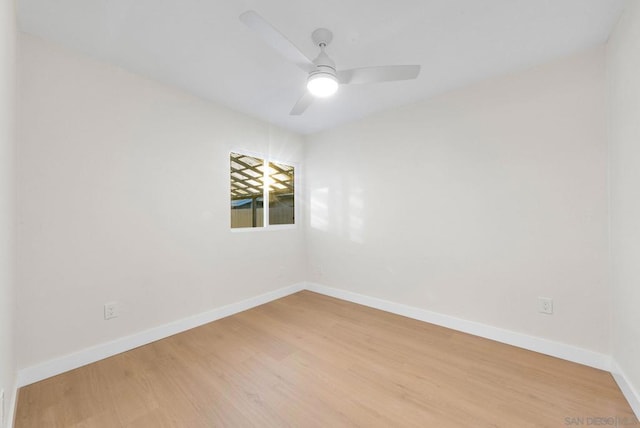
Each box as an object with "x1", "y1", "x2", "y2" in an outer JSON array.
[{"x1": 229, "y1": 150, "x2": 298, "y2": 232}]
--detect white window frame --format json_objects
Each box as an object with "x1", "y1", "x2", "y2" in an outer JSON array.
[{"x1": 230, "y1": 150, "x2": 298, "y2": 232}]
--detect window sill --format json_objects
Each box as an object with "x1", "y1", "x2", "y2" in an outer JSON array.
[{"x1": 230, "y1": 224, "x2": 297, "y2": 233}]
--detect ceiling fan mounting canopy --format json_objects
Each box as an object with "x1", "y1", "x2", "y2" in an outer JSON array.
[
  {"x1": 239, "y1": 10, "x2": 421, "y2": 115},
  {"x1": 311, "y1": 28, "x2": 333, "y2": 47}
]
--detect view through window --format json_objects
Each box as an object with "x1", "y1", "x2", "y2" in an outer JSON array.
[{"x1": 230, "y1": 152, "x2": 295, "y2": 229}]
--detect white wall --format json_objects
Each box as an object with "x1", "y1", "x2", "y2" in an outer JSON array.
[
  {"x1": 16, "y1": 33, "x2": 306, "y2": 369},
  {"x1": 305, "y1": 47, "x2": 609, "y2": 354},
  {"x1": 0, "y1": 0, "x2": 16, "y2": 425},
  {"x1": 608, "y1": 0, "x2": 640, "y2": 410}
]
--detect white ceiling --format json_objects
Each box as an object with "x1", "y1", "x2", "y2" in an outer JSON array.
[{"x1": 17, "y1": 0, "x2": 625, "y2": 135}]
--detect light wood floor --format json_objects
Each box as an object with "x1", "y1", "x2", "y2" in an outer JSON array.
[{"x1": 16, "y1": 291, "x2": 637, "y2": 427}]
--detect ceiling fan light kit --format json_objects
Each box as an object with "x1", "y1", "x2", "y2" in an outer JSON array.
[
  {"x1": 240, "y1": 10, "x2": 421, "y2": 115},
  {"x1": 307, "y1": 72, "x2": 338, "y2": 97}
]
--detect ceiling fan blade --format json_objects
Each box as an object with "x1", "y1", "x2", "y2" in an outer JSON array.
[
  {"x1": 240, "y1": 10, "x2": 314, "y2": 73},
  {"x1": 290, "y1": 92, "x2": 314, "y2": 115},
  {"x1": 337, "y1": 65, "x2": 421, "y2": 85}
]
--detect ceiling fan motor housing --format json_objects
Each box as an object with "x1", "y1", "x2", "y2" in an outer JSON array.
[
  {"x1": 307, "y1": 41, "x2": 338, "y2": 97},
  {"x1": 311, "y1": 50, "x2": 336, "y2": 75}
]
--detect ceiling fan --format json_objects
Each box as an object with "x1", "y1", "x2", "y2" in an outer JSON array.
[{"x1": 239, "y1": 10, "x2": 421, "y2": 115}]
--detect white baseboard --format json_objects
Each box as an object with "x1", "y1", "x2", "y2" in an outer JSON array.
[
  {"x1": 15, "y1": 281, "x2": 617, "y2": 398},
  {"x1": 17, "y1": 283, "x2": 305, "y2": 388},
  {"x1": 305, "y1": 282, "x2": 612, "y2": 371},
  {"x1": 611, "y1": 360, "x2": 640, "y2": 419},
  {"x1": 7, "y1": 381, "x2": 17, "y2": 428}
]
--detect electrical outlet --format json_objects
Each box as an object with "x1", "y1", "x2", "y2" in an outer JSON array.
[
  {"x1": 538, "y1": 297, "x2": 554, "y2": 315},
  {"x1": 104, "y1": 302, "x2": 119, "y2": 320}
]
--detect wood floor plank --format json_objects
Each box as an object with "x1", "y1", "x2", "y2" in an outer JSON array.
[{"x1": 15, "y1": 291, "x2": 638, "y2": 427}]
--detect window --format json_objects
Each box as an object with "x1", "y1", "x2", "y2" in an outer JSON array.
[{"x1": 230, "y1": 152, "x2": 295, "y2": 229}]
